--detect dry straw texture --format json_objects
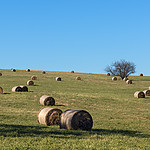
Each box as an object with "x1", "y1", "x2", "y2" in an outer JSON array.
[
  {"x1": 26, "y1": 69, "x2": 30, "y2": 72},
  {"x1": 38, "y1": 107, "x2": 62, "y2": 126},
  {"x1": 11, "y1": 69, "x2": 16, "y2": 72},
  {"x1": 76, "y1": 76, "x2": 81, "y2": 80},
  {"x1": 0, "y1": 87, "x2": 3, "y2": 94},
  {"x1": 12, "y1": 86, "x2": 22, "y2": 92},
  {"x1": 139, "y1": 73, "x2": 143, "y2": 76},
  {"x1": 126, "y1": 80, "x2": 132, "y2": 84},
  {"x1": 112, "y1": 77, "x2": 117, "y2": 81},
  {"x1": 27, "y1": 80, "x2": 34, "y2": 86},
  {"x1": 143, "y1": 90, "x2": 150, "y2": 96},
  {"x1": 56, "y1": 77, "x2": 61, "y2": 81},
  {"x1": 39, "y1": 95, "x2": 55, "y2": 106},
  {"x1": 134, "y1": 91, "x2": 145, "y2": 98},
  {"x1": 31, "y1": 75, "x2": 37, "y2": 80},
  {"x1": 60, "y1": 110, "x2": 93, "y2": 131},
  {"x1": 106, "y1": 73, "x2": 110, "y2": 76},
  {"x1": 20, "y1": 85, "x2": 28, "y2": 92}
]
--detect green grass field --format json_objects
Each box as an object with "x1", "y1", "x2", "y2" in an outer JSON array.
[{"x1": 0, "y1": 69, "x2": 150, "y2": 150}]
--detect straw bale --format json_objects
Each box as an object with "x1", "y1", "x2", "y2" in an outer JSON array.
[
  {"x1": 39, "y1": 95, "x2": 55, "y2": 106},
  {"x1": 112, "y1": 77, "x2": 117, "y2": 81},
  {"x1": 38, "y1": 107, "x2": 62, "y2": 126},
  {"x1": 134, "y1": 91, "x2": 145, "y2": 98},
  {"x1": 60, "y1": 109, "x2": 93, "y2": 131},
  {"x1": 143, "y1": 90, "x2": 150, "y2": 96},
  {"x1": 27, "y1": 80, "x2": 34, "y2": 85}
]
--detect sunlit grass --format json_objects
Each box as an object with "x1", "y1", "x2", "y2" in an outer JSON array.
[{"x1": 0, "y1": 69, "x2": 150, "y2": 149}]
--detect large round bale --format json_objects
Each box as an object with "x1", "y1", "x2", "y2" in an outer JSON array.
[
  {"x1": 12, "y1": 69, "x2": 16, "y2": 72},
  {"x1": 76, "y1": 76, "x2": 81, "y2": 80},
  {"x1": 143, "y1": 90, "x2": 150, "y2": 96},
  {"x1": 39, "y1": 95, "x2": 55, "y2": 106},
  {"x1": 26, "y1": 69, "x2": 30, "y2": 72},
  {"x1": 31, "y1": 75, "x2": 37, "y2": 80},
  {"x1": 27, "y1": 80, "x2": 34, "y2": 85},
  {"x1": 42, "y1": 71, "x2": 46, "y2": 74},
  {"x1": 12, "y1": 86, "x2": 22, "y2": 92},
  {"x1": 0, "y1": 73, "x2": 2, "y2": 76},
  {"x1": 126, "y1": 80, "x2": 132, "y2": 84},
  {"x1": 139, "y1": 73, "x2": 143, "y2": 76},
  {"x1": 134, "y1": 91, "x2": 145, "y2": 98},
  {"x1": 56, "y1": 77, "x2": 61, "y2": 81},
  {"x1": 0, "y1": 87, "x2": 3, "y2": 94},
  {"x1": 20, "y1": 85, "x2": 28, "y2": 92},
  {"x1": 106, "y1": 73, "x2": 110, "y2": 76},
  {"x1": 123, "y1": 77, "x2": 128, "y2": 81},
  {"x1": 38, "y1": 107, "x2": 62, "y2": 126},
  {"x1": 60, "y1": 110, "x2": 93, "y2": 131},
  {"x1": 112, "y1": 77, "x2": 117, "y2": 81},
  {"x1": 71, "y1": 71, "x2": 74, "y2": 73}
]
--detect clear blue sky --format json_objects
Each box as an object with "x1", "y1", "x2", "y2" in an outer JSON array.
[{"x1": 0, "y1": 0, "x2": 150, "y2": 75}]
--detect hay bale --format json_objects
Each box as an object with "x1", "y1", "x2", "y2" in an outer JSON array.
[
  {"x1": 106, "y1": 73, "x2": 110, "y2": 76},
  {"x1": 38, "y1": 107, "x2": 62, "y2": 126},
  {"x1": 71, "y1": 71, "x2": 74, "y2": 73},
  {"x1": 31, "y1": 75, "x2": 37, "y2": 80},
  {"x1": 126, "y1": 80, "x2": 132, "y2": 84},
  {"x1": 0, "y1": 87, "x2": 3, "y2": 94},
  {"x1": 112, "y1": 77, "x2": 117, "y2": 81},
  {"x1": 60, "y1": 110, "x2": 93, "y2": 131},
  {"x1": 56, "y1": 77, "x2": 61, "y2": 81},
  {"x1": 12, "y1": 69, "x2": 16, "y2": 72},
  {"x1": 143, "y1": 90, "x2": 150, "y2": 96},
  {"x1": 39, "y1": 95, "x2": 55, "y2": 106},
  {"x1": 0, "y1": 73, "x2": 2, "y2": 76},
  {"x1": 26, "y1": 69, "x2": 30, "y2": 72},
  {"x1": 42, "y1": 71, "x2": 46, "y2": 74},
  {"x1": 134, "y1": 91, "x2": 145, "y2": 98},
  {"x1": 123, "y1": 77, "x2": 128, "y2": 81},
  {"x1": 76, "y1": 76, "x2": 81, "y2": 80},
  {"x1": 139, "y1": 73, "x2": 143, "y2": 76},
  {"x1": 20, "y1": 85, "x2": 28, "y2": 92},
  {"x1": 12, "y1": 86, "x2": 22, "y2": 92},
  {"x1": 27, "y1": 80, "x2": 34, "y2": 85}
]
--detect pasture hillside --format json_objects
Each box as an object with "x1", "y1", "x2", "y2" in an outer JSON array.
[{"x1": 0, "y1": 69, "x2": 150, "y2": 149}]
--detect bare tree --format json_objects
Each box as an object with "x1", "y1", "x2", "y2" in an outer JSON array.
[{"x1": 105, "y1": 60, "x2": 136, "y2": 79}]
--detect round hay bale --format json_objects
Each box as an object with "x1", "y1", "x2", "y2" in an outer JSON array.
[
  {"x1": 31, "y1": 75, "x2": 37, "y2": 80},
  {"x1": 12, "y1": 69, "x2": 16, "y2": 72},
  {"x1": 42, "y1": 71, "x2": 46, "y2": 74},
  {"x1": 56, "y1": 77, "x2": 61, "y2": 81},
  {"x1": 134, "y1": 91, "x2": 145, "y2": 98},
  {"x1": 139, "y1": 73, "x2": 143, "y2": 76},
  {"x1": 123, "y1": 77, "x2": 128, "y2": 81},
  {"x1": 39, "y1": 95, "x2": 55, "y2": 106},
  {"x1": 0, "y1": 73, "x2": 2, "y2": 76},
  {"x1": 112, "y1": 77, "x2": 117, "y2": 81},
  {"x1": 38, "y1": 107, "x2": 62, "y2": 126},
  {"x1": 71, "y1": 71, "x2": 74, "y2": 73},
  {"x1": 76, "y1": 76, "x2": 81, "y2": 80},
  {"x1": 143, "y1": 90, "x2": 150, "y2": 96},
  {"x1": 126, "y1": 80, "x2": 132, "y2": 84},
  {"x1": 27, "y1": 80, "x2": 34, "y2": 86},
  {"x1": 12, "y1": 86, "x2": 22, "y2": 92},
  {"x1": 106, "y1": 73, "x2": 110, "y2": 76},
  {"x1": 26, "y1": 69, "x2": 30, "y2": 72},
  {"x1": 20, "y1": 85, "x2": 28, "y2": 92},
  {"x1": 0, "y1": 87, "x2": 3, "y2": 94},
  {"x1": 60, "y1": 109, "x2": 93, "y2": 131}
]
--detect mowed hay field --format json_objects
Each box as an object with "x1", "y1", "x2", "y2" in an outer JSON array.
[{"x1": 0, "y1": 69, "x2": 150, "y2": 150}]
